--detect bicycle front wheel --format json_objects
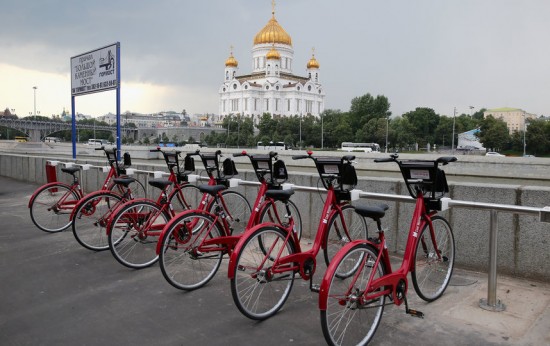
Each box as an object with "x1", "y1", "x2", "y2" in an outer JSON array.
[
  {"x1": 72, "y1": 192, "x2": 123, "y2": 251},
  {"x1": 213, "y1": 190, "x2": 251, "y2": 236},
  {"x1": 108, "y1": 200, "x2": 170, "y2": 269},
  {"x1": 412, "y1": 215, "x2": 455, "y2": 302},
  {"x1": 230, "y1": 226, "x2": 295, "y2": 320},
  {"x1": 324, "y1": 204, "x2": 368, "y2": 266},
  {"x1": 259, "y1": 199, "x2": 303, "y2": 240},
  {"x1": 30, "y1": 183, "x2": 80, "y2": 233},
  {"x1": 320, "y1": 243, "x2": 386, "y2": 346},
  {"x1": 159, "y1": 212, "x2": 224, "y2": 290}
]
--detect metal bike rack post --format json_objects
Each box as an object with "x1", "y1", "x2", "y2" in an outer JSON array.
[{"x1": 479, "y1": 209, "x2": 506, "y2": 311}]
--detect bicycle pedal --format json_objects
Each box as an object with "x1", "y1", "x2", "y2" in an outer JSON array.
[
  {"x1": 406, "y1": 308, "x2": 424, "y2": 319},
  {"x1": 310, "y1": 283, "x2": 320, "y2": 293}
]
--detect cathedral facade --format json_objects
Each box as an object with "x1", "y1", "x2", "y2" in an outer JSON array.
[{"x1": 218, "y1": 5, "x2": 325, "y2": 125}]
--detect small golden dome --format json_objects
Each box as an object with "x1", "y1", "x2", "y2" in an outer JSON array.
[
  {"x1": 266, "y1": 46, "x2": 281, "y2": 60},
  {"x1": 225, "y1": 52, "x2": 238, "y2": 67},
  {"x1": 254, "y1": 14, "x2": 292, "y2": 46},
  {"x1": 307, "y1": 54, "x2": 320, "y2": 69}
]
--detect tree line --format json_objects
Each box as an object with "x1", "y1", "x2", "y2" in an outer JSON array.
[{"x1": 204, "y1": 93, "x2": 549, "y2": 156}]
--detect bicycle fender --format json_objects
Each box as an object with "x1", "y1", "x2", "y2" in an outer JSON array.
[
  {"x1": 28, "y1": 182, "x2": 74, "y2": 208},
  {"x1": 227, "y1": 222, "x2": 283, "y2": 279},
  {"x1": 155, "y1": 209, "x2": 214, "y2": 255},
  {"x1": 318, "y1": 239, "x2": 374, "y2": 311}
]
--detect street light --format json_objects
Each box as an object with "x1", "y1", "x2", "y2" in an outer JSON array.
[
  {"x1": 451, "y1": 107, "x2": 456, "y2": 152},
  {"x1": 33, "y1": 86, "x2": 38, "y2": 116},
  {"x1": 523, "y1": 113, "x2": 527, "y2": 157},
  {"x1": 299, "y1": 112, "x2": 302, "y2": 150},
  {"x1": 385, "y1": 117, "x2": 389, "y2": 153}
]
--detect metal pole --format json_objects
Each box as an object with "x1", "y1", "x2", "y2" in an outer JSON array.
[
  {"x1": 321, "y1": 112, "x2": 323, "y2": 149},
  {"x1": 479, "y1": 209, "x2": 506, "y2": 311},
  {"x1": 523, "y1": 114, "x2": 526, "y2": 157},
  {"x1": 33, "y1": 86, "x2": 37, "y2": 116},
  {"x1": 451, "y1": 107, "x2": 456, "y2": 153},
  {"x1": 385, "y1": 117, "x2": 389, "y2": 153}
]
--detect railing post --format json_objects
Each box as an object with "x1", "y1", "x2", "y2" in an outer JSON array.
[{"x1": 479, "y1": 209, "x2": 506, "y2": 311}]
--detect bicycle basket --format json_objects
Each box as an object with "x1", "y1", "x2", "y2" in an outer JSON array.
[
  {"x1": 250, "y1": 154, "x2": 273, "y2": 183},
  {"x1": 182, "y1": 155, "x2": 195, "y2": 173},
  {"x1": 123, "y1": 152, "x2": 132, "y2": 166},
  {"x1": 314, "y1": 157, "x2": 356, "y2": 191},
  {"x1": 397, "y1": 160, "x2": 449, "y2": 200}
]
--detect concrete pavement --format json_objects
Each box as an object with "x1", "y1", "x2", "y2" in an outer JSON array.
[{"x1": 0, "y1": 176, "x2": 548, "y2": 346}]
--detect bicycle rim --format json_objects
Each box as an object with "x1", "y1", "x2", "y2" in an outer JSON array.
[
  {"x1": 321, "y1": 243, "x2": 385, "y2": 346},
  {"x1": 160, "y1": 212, "x2": 224, "y2": 290}
]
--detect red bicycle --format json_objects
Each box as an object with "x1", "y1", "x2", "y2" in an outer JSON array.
[
  {"x1": 70, "y1": 147, "x2": 198, "y2": 251},
  {"x1": 157, "y1": 150, "x2": 303, "y2": 290},
  {"x1": 228, "y1": 151, "x2": 368, "y2": 320},
  {"x1": 319, "y1": 154, "x2": 457, "y2": 346},
  {"x1": 107, "y1": 150, "x2": 249, "y2": 269},
  {"x1": 28, "y1": 147, "x2": 145, "y2": 233}
]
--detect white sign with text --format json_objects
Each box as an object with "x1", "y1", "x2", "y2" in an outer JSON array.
[{"x1": 70, "y1": 43, "x2": 118, "y2": 96}]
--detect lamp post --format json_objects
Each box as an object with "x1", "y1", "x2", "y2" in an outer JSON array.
[
  {"x1": 299, "y1": 112, "x2": 302, "y2": 150},
  {"x1": 237, "y1": 114, "x2": 240, "y2": 149},
  {"x1": 33, "y1": 86, "x2": 38, "y2": 116},
  {"x1": 385, "y1": 117, "x2": 389, "y2": 153},
  {"x1": 321, "y1": 113, "x2": 324, "y2": 149},
  {"x1": 451, "y1": 107, "x2": 456, "y2": 153},
  {"x1": 523, "y1": 113, "x2": 527, "y2": 157}
]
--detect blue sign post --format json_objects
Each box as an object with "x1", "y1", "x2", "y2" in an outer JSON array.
[{"x1": 70, "y1": 42, "x2": 121, "y2": 160}]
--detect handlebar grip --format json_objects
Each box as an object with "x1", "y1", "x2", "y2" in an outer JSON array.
[
  {"x1": 437, "y1": 156, "x2": 457, "y2": 165},
  {"x1": 95, "y1": 147, "x2": 104, "y2": 151},
  {"x1": 342, "y1": 155, "x2": 355, "y2": 161},
  {"x1": 233, "y1": 151, "x2": 247, "y2": 157},
  {"x1": 186, "y1": 150, "x2": 201, "y2": 156},
  {"x1": 374, "y1": 158, "x2": 394, "y2": 163},
  {"x1": 269, "y1": 151, "x2": 278, "y2": 157},
  {"x1": 292, "y1": 155, "x2": 310, "y2": 160}
]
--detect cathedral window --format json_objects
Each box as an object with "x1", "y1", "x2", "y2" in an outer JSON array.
[
  {"x1": 287, "y1": 99, "x2": 291, "y2": 112},
  {"x1": 308, "y1": 85, "x2": 312, "y2": 91},
  {"x1": 233, "y1": 84, "x2": 237, "y2": 90},
  {"x1": 275, "y1": 99, "x2": 279, "y2": 111},
  {"x1": 315, "y1": 73, "x2": 318, "y2": 82},
  {"x1": 276, "y1": 86, "x2": 279, "y2": 90},
  {"x1": 266, "y1": 85, "x2": 269, "y2": 90},
  {"x1": 266, "y1": 99, "x2": 269, "y2": 111}
]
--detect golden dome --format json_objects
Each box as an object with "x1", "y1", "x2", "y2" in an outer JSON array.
[
  {"x1": 225, "y1": 52, "x2": 238, "y2": 67},
  {"x1": 253, "y1": 14, "x2": 292, "y2": 46},
  {"x1": 307, "y1": 54, "x2": 320, "y2": 69},
  {"x1": 266, "y1": 46, "x2": 281, "y2": 60}
]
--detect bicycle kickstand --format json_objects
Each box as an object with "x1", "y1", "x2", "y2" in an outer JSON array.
[{"x1": 404, "y1": 295, "x2": 424, "y2": 319}]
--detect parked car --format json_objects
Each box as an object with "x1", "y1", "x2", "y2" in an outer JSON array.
[
  {"x1": 523, "y1": 154, "x2": 536, "y2": 158},
  {"x1": 485, "y1": 151, "x2": 505, "y2": 157}
]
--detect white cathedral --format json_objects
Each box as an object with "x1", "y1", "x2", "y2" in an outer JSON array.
[{"x1": 217, "y1": 4, "x2": 325, "y2": 125}]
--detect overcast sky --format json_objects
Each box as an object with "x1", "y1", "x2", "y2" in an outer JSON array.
[{"x1": 1, "y1": 0, "x2": 549, "y2": 119}]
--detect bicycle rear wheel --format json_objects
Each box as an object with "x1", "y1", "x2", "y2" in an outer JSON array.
[
  {"x1": 230, "y1": 226, "x2": 295, "y2": 320},
  {"x1": 30, "y1": 183, "x2": 79, "y2": 233},
  {"x1": 412, "y1": 216, "x2": 455, "y2": 301},
  {"x1": 170, "y1": 184, "x2": 202, "y2": 215},
  {"x1": 72, "y1": 192, "x2": 123, "y2": 251},
  {"x1": 213, "y1": 190, "x2": 251, "y2": 236},
  {"x1": 259, "y1": 199, "x2": 303, "y2": 240},
  {"x1": 108, "y1": 179, "x2": 146, "y2": 200},
  {"x1": 159, "y1": 212, "x2": 224, "y2": 290},
  {"x1": 320, "y1": 243, "x2": 386, "y2": 346},
  {"x1": 108, "y1": 200, "x2": 170, "y2": 268},
  {"x1": 324, "y1": 204, "x2": 368, "y2": 266}
]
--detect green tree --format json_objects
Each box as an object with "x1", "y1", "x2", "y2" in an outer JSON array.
[
  {"x1": 348, "y1": 93, "x2": 391, "y2": 141},
  {"x1": 478, "y1": 115, "x2": 510, "y2": 151},
  {"x1": 525, "y1": 119, "x2": 550, "y2": 155},
  {"x1": 402, "y1": 107, "x2": 440, "y2": 146}
]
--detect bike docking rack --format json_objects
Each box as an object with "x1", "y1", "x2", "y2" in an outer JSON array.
[{"x1": 44, "y1": 158, "x2": 550, "y2": 312}]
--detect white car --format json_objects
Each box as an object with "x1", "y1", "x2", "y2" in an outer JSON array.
[{"x1": 485, "y1": 151, "x2": 505, "y2": 157}]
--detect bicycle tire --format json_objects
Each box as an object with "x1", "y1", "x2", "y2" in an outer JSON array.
[
  {"x1": 230, "y1": 226, "x2": 295, "y2": 320},
  {"x1": 320, "y1": 243, "x2": 386, "y2": 346},
  {"x1": 210, "y1": 190, "x2": 251, "y2": 236},
  {"x1": 72, "y1": 191, "x2": 123, "y2": 251},
  {"x1": 159, "y1": 212, "x2": 224, "y2": 290},
  {"x1": 259, "y1": 199, "x2": 303, "y2": 241},
  {"x1": 108, "y1": 200, "x2": 170, "y2": 269},
  {"x1": 30, "y1": 183, "x2": 80, "y2": 233},
  {"x1": 323, "y1": 204, "x2": 368, "y2": 267},
  {"x1": 169, "y1": 184, "x2": 202, "y2": 215},
  {"x1": 411, "y1": 215, "x2": 455, "y2": 302}
]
